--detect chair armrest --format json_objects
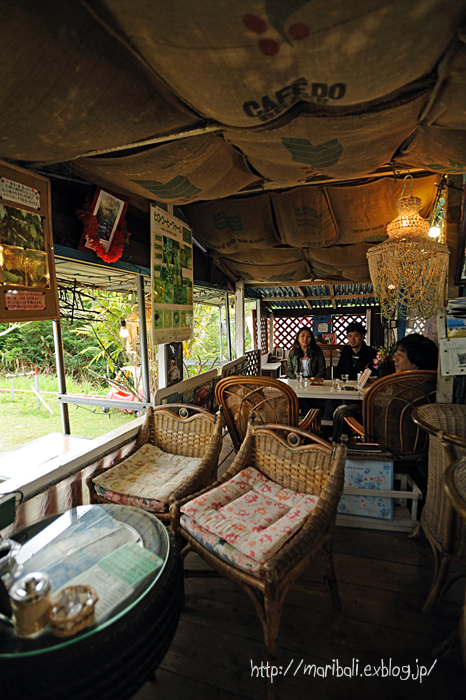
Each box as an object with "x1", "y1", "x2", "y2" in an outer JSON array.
[
  {"x1": 299, "y1": 408, "x2": 321, "y2": 434},
  {"x1": 344, "y1": 416, "x2": 366, "y2": 437}
]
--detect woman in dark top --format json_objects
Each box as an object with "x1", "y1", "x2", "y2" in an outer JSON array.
[{"x1": 286, "y1": 326, "x2": 326, "y2": 379}]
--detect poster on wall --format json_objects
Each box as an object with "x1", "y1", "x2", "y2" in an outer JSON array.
[
  {"x1": 0, "y1": 160, "x2": 60, "y2": 323},
  {"x1": 150, "y1": 204, "x2": 193, "y2": 345}
]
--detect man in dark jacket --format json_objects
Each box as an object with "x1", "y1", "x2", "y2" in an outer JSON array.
[{"x1": 334, "y1": 322, "x2": 377, "y2": 381}]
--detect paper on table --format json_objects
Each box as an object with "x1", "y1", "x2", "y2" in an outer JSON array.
[{"x1": 59, "y1": 543, "x2": 163, "y2": 624}]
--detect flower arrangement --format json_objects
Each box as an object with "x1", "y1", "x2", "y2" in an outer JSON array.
[{"x1": 373, "y1": 343, "x2": 397, "y2": 377}]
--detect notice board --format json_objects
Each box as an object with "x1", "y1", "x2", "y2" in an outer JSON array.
[
  {"x1": 150, "y1": 204, "x2": 193, "y2": 344},
  {"x1": 0, "y1": 160, "x2": 59, "y2": 323}
]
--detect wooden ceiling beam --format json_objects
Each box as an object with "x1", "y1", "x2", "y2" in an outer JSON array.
[
  {"x1": 244, "y1": 278, "x2": 373, "y2": 287},
  {"x1": 262, "y1": 292, "x2": 375, "y2": 302},
  {"x1": 297, "y1": 286, "x2": 313, "y2": 311}
]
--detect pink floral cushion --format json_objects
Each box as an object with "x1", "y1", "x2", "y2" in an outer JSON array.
[
  {"x1": 92, "y1": 443, "x2": 203, "y2": 513},
  {"x1": 181, "y1": 466, "x2": 319, "y2": 577},
  {"x1": 180, "y1": 513, "x2": 262, "y2": 577},
  {"x1": 94, "y1": 485, "x2": 168, "y2": 513}
]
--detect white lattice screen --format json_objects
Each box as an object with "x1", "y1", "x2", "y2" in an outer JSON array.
[
  {"x1": 273, "y1": 314, "x2": 367, "y2": 348},
  {"x1": 273, "y1": 316, "x2": 313, "y2": 349},
  {"x1": 331, "y1": 315, "x2": 367, "y2": 343}
]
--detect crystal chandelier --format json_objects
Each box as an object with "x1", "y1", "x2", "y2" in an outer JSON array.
[{"x1": 367, "y1": 175, "x2": 450, "y2": 321}]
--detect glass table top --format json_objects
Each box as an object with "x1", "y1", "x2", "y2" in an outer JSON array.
[{"x1": 0, "y1": 504, "x2": 170, "y2": 656}]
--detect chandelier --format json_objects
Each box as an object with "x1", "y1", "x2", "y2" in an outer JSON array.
[{"x1": 367, "y1": 175, "x2": 450, "y2": 320}]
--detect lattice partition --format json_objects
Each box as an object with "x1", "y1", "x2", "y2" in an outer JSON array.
[
  {"x1": 273, "y1": 315, "x2": 367, "y2": 348},
  {"x1": 273, "y1": 316, "x2": 314, "y2": 349},
  {"x1": 246, "y1": 349, "x2": 261, "y2": 376},
  {"x1": 332, "y1": 314, "x2": 367, "y2": 344}
]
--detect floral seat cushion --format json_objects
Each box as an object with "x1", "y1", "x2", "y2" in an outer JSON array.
[
  {"x1": 181, "y1": 466, "x2": 319, "y2": 578},
  {"x1": 93, "y1": 443, "x2": 203, "y2": 513}
]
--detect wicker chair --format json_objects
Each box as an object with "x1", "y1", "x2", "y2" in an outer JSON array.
[
  {"x1": 215, "y1": 375, "x2": 321, "y2": 452},
  {"x1": 411, "y1": 404, "x2": 466, "y2": 613},
  {"x1": 87, "y1": 404, "x2": 224, "y2": 523},
  {"x1": 170, "y1": 415, "x2": 347, "y2": 658},
  {"x1": 344, "y1": 371, "x2": 437, "y2": 463}
]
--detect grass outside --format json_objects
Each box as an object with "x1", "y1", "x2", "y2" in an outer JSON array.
[{"x1": 0, "y1": 373, "x2": 136, "y2": 455}]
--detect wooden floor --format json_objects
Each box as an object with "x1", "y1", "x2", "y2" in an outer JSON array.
[{"x1": 131, "y1": 437, "x2": 465, "y2": 700}]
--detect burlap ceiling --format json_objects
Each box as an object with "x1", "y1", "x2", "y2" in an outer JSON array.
[
  {"x1": 70, "y1": 134, "x2": 258, "y2": 205},
  {"x1": 1, "y1": 1, "x2": 466, "y2": 286},
  {"x1": 183, "y1": 173, "x2": 440, "y2": 283},
  {"x1": 93, "y1": 0, "x2": 465, "y2": 126}
]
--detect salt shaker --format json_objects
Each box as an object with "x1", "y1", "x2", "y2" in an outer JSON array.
[{"x1": 9, "y1": 572, "x2": 51, "y2": 637}]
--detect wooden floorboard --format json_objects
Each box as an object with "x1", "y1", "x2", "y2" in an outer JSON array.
[{"x1": 130, "y1": 523, "x2": 465, "y2": 700}]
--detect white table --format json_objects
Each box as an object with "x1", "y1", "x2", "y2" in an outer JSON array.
[{"x1": 279, "y1": 378, "x2": 366, "y2": 401}]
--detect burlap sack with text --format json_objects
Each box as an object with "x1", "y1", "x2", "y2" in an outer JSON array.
[
  {"x1": 271, "y1": 187, "x2": 337, "y2": 248},
  {"x1": 226, "y1": 91, "x2": 430, "y2": 183},
  {"x1": 96, "y1": 0, "x2": 465, "y2": 126}
]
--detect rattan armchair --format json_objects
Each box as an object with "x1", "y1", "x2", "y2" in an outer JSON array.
[
  {"x1": 87, "y1": 404, "x2": 224, "y2": 523},
  {"x1": 215, "y1": 375, "x2": 321, "y2": 452},
  {"x1": 170, "y1": 415, "x2": 347, "y2": 658},
  {"x1": 411, "y1": 404, "x2": 466, "y2": 613},
  {"x1": 344, "y1": 371, "x2": 437, "y2": 462}
]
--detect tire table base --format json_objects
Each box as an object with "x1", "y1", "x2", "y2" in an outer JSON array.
[{"x1": 0, "y1": 519, "x2": 183, "y2": 700}]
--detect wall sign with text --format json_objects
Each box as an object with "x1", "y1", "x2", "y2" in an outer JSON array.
[
  {"x1": 0, "y1": 160, "x2": 59, "y2": 323},
  {"x1": 150, "y1": 205, "x2": 193, "y2": 345}
]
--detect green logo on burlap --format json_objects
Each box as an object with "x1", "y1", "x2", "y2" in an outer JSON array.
[
  {"x1": 212, "y1": 212, "x2": 244, "y2": 232},
  {"x1": 133, "y1": 176, "x2": 201, "y2": 200},
  {"x1": 282, "y1": 137, "x2": 343, "y2": 168}
]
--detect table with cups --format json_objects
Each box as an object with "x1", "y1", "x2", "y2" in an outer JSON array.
[{"x1": 279, "y1": 377, "x2": 367, "y2": 401}]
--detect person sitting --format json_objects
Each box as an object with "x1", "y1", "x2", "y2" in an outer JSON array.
[
  {"x1": 332, "y1": 333, "x2": 438, "y2": 443},
  {"x1": 286, "y1": 326, "x2": 326, "y2": 380},
  {"x1": 393, "y1": 333, "x2": 438, "y2": 372},
  {"x1": 334, "y1": 322, "x2": 377, "y2": 381}
]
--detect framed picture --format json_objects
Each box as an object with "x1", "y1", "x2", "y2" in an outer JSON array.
[
  {"x1": 274, "y1": 347, "x2": 284, "y2": 359},
  {"x1": 165, "y1": 341, "x2": 183, "y2": 387},
  {"x1": 322, "y1": 333, "x2": 337, "y2": 345},
  {"x1": 80, "y1": 188, "x2": 128, "y2": 252}
]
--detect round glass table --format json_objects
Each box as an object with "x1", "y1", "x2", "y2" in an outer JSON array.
[{"x1": 0, "y1": 504, "x2": 183, "y2": 700}]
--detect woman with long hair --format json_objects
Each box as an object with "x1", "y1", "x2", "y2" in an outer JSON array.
[{"x1": 286, "y1": 326, "x2": 326, "y2": 379}]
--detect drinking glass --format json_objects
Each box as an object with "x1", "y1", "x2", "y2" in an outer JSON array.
[
  {"x1": 331, "y1": 379, "x2": 340, "y2": 392},
  {"x1": 341, "y1": 374, "x2": 349, "y2": 384}
]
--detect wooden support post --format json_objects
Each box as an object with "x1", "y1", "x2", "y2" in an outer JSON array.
[{"x1": 235, "y1": 281, "x2": 245, "y2": 357}]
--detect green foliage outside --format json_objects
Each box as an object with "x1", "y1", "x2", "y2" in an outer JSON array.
[
  {"x1": 0, "y1": 373, "x2": 135, "y2": 454},
  {"x1": 0, "y1": 320, "x2": 107, "y2": 380},
  {"x1": 183, "y1": 301, "x2": 256, "y2": 376},
  {"x1": 0, "y1": 293, "x2": 258, "y2": 452}
]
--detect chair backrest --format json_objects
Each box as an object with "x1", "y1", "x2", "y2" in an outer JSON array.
[
  {"x1": 248, "y1": 422, "x2": 347, "y2": 499},
  {"x1": 412, "y1": 403, "x2": 466, "y2": 555},
  {"x1": 361, "y1": 370, "x2": 437, "y2": 458},
  {"x1": 138, "y1": 404, "x2": 221, "y2": 458},
  {"x1": 215, "y1": 376, "x2": 299, "y2": 451}
]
